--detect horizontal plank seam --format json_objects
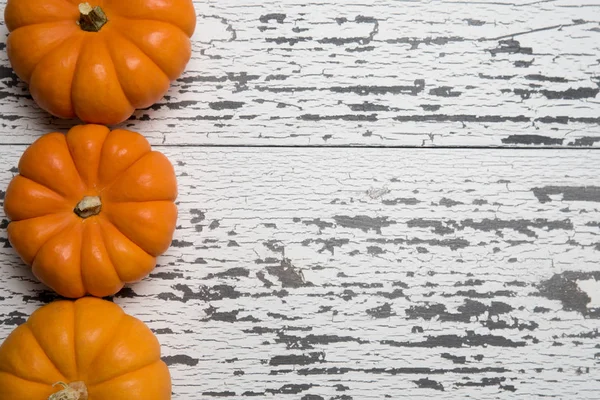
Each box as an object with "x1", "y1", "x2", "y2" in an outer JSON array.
[{"x1": 0, "y1": 144, "x2": 596, "y2": 151}]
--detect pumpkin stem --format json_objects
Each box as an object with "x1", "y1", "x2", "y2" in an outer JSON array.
[
  {"x1": 74, "y1": 196, "x2": 102, "y2": 218},
  {"x1": 48, "y1": 381, "x2": 88, "y2": 400},
  {"x1": 77, "y1": 3, "x2": 108, "y2": 32}
]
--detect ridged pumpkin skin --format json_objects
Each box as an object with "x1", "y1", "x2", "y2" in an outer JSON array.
[
  {"x1": 4, "y1": 0, "x2": 196, "y2": 125},
  {"x1": 0, "y1": 297, "x2": 171, "y2": 400},
  {"x1": 3, "y1": 124, "x2": 178, "y2": 298}
]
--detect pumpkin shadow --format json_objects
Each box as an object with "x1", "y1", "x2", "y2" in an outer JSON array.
[{"x1": 4, "y1": 261, "x2": 63, "y2": 305}]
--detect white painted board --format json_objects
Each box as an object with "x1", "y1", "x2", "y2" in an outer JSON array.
[
  {"x1": 0, "y1": 147, "x2": 599, "y2": 399},
  {"x1": 0, "y1": 0, "x2": 598, "y2": 146}
]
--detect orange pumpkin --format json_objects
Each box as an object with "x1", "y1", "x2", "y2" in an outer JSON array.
[
  {"x1": 0, "y1": 297, "x2": 172, "y2": 400},
  {"x1": 3, "y1": 124, "x2": 178, "y2": 298},
  {"x1": 4, "y1": 0, "x2": 196, "y2": 125}
]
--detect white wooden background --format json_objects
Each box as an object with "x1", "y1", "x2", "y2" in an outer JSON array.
[{"x1": 1, "y1": 1, "x2": 600, "y2": 399}]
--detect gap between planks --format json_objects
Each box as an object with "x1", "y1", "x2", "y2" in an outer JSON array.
[{"x1": 1, "y1": 143, "x2": 600, "y2": 151}]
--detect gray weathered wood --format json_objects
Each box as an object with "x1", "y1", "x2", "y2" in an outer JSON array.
[
  {"x1": 0, "y1": 0, "x2": 598, "y2": 146},
  {"x1": 1, "y1": 147, "x2": 599, "y2": 398}
]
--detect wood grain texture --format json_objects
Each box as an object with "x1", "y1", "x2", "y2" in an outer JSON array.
[
  {"x1": 0, "y1": 0, "x2": 598, "y2": 146},
  {"x1": 1, "y1": 147, "x2": 599, "y2": 399}
]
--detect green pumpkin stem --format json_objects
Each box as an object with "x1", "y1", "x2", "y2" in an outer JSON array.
[
  {"x1": 48, "y1": 381, "x2": 88, "y2": 400},
  {"x1": 78, "y1": 3, "x2": 108, "y2": 32},
  {"x1": 74, "y1": 196, "x2": 102, "y2": 218}
]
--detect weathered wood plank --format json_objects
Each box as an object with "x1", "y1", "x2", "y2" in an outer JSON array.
[
  {"x1": 0, "y1": 148, "x2": 599, "y2": 398},
  {"x1": 0, "y1": 0, "x2": 598, "y2": 146}
]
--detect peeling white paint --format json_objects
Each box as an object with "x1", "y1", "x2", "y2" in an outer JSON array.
[{"x1": 578, "y1": 279, "x2": 600, "y2": 308}]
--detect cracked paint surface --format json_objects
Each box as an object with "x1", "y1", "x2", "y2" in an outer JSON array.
[{"x1": 1, "y1": 147, "x2": 599, "y2": 398}]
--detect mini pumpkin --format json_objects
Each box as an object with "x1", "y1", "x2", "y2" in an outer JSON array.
[
  {"x1": 4, "y1": 0, "x2": 196, "y2": 125},
  {"x1": 0, "y1": 297, "x2": 171, "y2": 400},
  {"x1": 4, "y1": 124, "x2": 178, "y2": 298}
]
